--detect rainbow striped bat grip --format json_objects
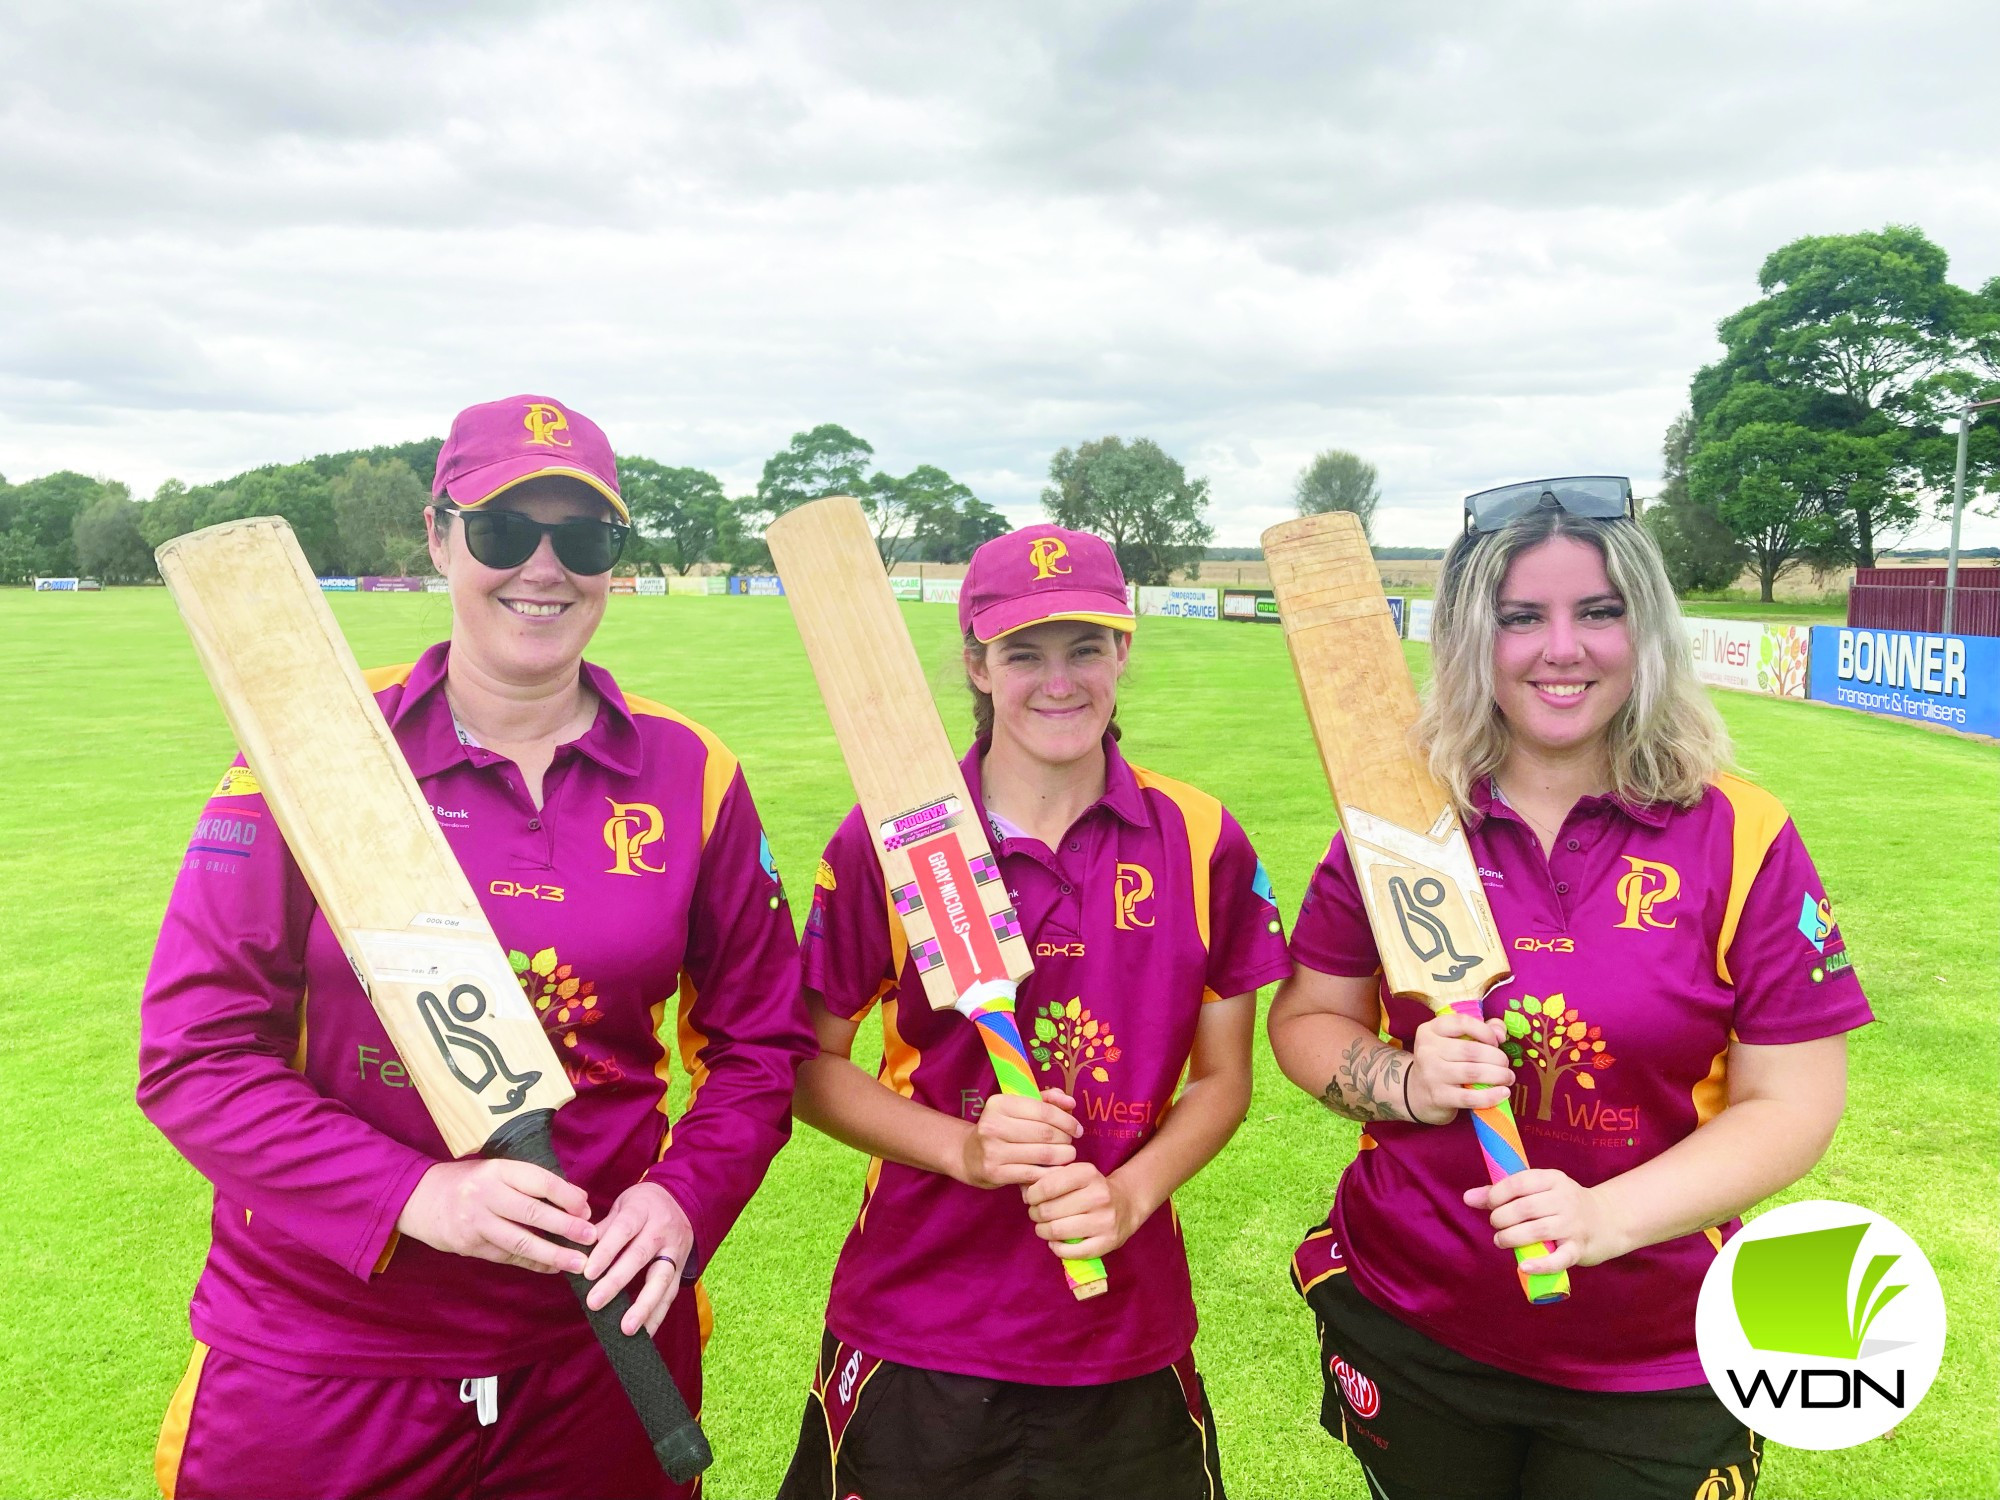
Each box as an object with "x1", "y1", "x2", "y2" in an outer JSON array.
[
  {"x1": 961, "y1": 991, "x2": 1111, "y2": 1301},
  {"x1": 1448, "y1": 1000, "x2": 1570, "y2": 1304}
]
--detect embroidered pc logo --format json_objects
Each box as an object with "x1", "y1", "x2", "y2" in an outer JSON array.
[
  {"x1": 603, "y1": 800, "x2": 666, "y2": 876},
  {"x1": 522, "y1": 402, "x2": 573, "y2": 447},
  {"x1": 1028, "y1": 536, "x2": 1071, "y2": 580},
  {"x1": 1114, "y1": 862, "x2": 1155, "y2": 929},
  {"x1": 1613, "y1": 856, "x2": 1681, "y2": 930}
]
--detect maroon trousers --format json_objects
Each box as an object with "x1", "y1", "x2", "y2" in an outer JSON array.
[{"x1": 156, "y1": 1322, "x2": 702, "y2": 1500}]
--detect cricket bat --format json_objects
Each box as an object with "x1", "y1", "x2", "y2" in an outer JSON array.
[
  {"x1": 766, "y1": 497, "x2": 1110, "y2": 1302},
  {"x1": 156, "y1": 517, "x2": 714, "y2": 1479},
  {"x1": 1262, "y1": 511, "x2": 1569, "y2": 1305}
]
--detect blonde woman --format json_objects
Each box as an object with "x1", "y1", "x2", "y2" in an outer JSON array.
[{"x1": 1268, "y1": 479, "x2": 1870, "y2": 1500}]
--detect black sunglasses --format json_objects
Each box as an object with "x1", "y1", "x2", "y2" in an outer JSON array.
[
  {"x1": 1463, "y1": 476, "x2": 1634, "y2": 534},
  {"x1": 437, "y1": 506, "x2": 629, "y2": 575}
]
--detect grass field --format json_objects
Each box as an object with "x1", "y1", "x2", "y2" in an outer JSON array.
[{"x1": 2, "y1": 588, "x2": 1994, "y2": 1500}]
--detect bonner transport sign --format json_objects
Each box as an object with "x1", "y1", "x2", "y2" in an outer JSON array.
[{"x1": 1807, "y1": 627, "x2": 1999, "y2": 737}]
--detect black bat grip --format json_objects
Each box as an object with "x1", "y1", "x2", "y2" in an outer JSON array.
[{"x1": 486, "y1": 1111, "x2": 714, "y2": 1483}]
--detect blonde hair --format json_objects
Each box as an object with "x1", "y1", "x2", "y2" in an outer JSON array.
[{"x1": 1418, "y1": 511, "x2": 1729, "y2": 813}]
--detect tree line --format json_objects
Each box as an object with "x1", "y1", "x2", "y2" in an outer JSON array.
[
  {"x1": 0, "y1": 423, "x2": 1237, "y2": 588},
  {"x1": 1649, "y1": 226, "x2": 2000, "y2": 600}
]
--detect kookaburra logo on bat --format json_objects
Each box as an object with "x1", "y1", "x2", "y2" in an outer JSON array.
[
  {"x1": 417, "y1": 981, "x2": 542, "y2": 1114},
  {"x1": 1388, "y1": 874, "x2": 1481, "y2": 984}
]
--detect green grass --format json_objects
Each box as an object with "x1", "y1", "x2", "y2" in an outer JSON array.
[
  {"x1": 2, "y1": 589, "x2": 1993, "y2": 1500},
  {"x1": 1680, "y1": 596, "x2": 1849, "y2": 625}
]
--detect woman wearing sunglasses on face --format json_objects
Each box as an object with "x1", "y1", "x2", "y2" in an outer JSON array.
[
  {"x1": 1268, "y1": 479, "x2": 1871, "y2": 1500},
  {"x1": 140, "y1": 396, "x2": 815, "y2": 1500}
]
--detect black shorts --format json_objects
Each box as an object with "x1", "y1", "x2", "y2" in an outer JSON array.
[
  {"x1": 1299, "y1": 1257, "x2": 1761, "y2": 1500},
  {"x1": 775, "y1": 1329, "x2": 1225, "y2": 1500}
]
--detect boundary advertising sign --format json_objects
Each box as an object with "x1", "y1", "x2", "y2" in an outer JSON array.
[
  {"x1": 889, "y1": 576, "x2": 923, "y2": 601},
  {"x1": 922, "y1": 578, "x2": 963, "y2": 605},
  {"x1": 1406, "y1": 599, "x2": 1434, "y2": 643},
  {"x1": 1221, "y1": 588, "x2": 1280, "y2": 623},
  {"x1": 1685, "y1": 619, "x2": 1810, "y2": 699},
  {"x1": 1808, "y1": 627, "x2": 1999, "y2": 737},
  {"x1": 1137, "y1": 586, "x2": 1219, "y2": 620}
]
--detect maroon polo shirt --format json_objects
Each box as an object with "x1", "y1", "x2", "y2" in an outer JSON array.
[
  {"x1": 139, "y1": 643, "x2": 814, "y2": 1376},
  {"x1": 1289, "y1": 774, "x2": 1873, "y2": 1392},
  {"x1": 802, "y1": 737, "x2": 1292, "y2": 1385}
]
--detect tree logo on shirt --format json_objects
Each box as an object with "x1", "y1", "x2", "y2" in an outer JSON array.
[
  {"x1": 510, "y1": 946, "x2": 618, "y2": 1084},
  {"x1": 1029, "y1": 997, "x2": 1121, "y2": 1094},
  {"x1": 1499, "y1": 993, "x2": 1615, "y2": 1121},
  {"x1": 1113, "y1": 862, "x2": 1155, "y2": 929},
  {"x1": 1613, "y1": 856, "x2": 1681, "y2": 930},
  {"x1": 603, "y1": 800, "x2": 667, "y2": 876}
]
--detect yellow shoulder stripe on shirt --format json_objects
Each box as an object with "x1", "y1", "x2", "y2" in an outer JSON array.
[
  {"x1": 362, "y1": 662, "x2": 418, "y2": 692},
  {"x1": 624, "y1": 694, "x2": 740, "y2": 847},
  {"x1": 1712, "y1": 773, "x2": 1790, "y2": 986},
  {"x1": 1131, "y1": 765, "x2": 1223, "y2": 958}
]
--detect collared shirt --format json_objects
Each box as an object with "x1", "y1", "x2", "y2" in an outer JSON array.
[
  {"x1": 802, "y1": 737, "x2": 1292, "y2": 1386},
  {"x1": 139, "y1": 643, "x2": 813, "y2": 1377},
  {"x1": 1289, "y1": 773, "x2": 1873, "y2": 1392}
]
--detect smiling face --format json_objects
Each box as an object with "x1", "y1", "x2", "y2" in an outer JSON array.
[
  {"x1": 1490, "y1": 535, "x2": 1636, "y2": 768},
  {"x1": 966, "y1": 619, "x2": 1128, "y2": 768},
  {"x1": 426, "y1": 479, "x2": 613, "y2": 687}
]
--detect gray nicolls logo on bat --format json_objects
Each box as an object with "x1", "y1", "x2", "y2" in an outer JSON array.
[
  {"x1": 1388, "y1": 874, "x2": 1482, "y2": 983},
  {"x1": 417, "y1": 981, "x2": 544, "y2": 1114}
]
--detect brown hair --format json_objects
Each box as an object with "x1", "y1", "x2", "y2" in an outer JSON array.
[{"x1": 963, "y1": 629, "x2": 1122, "y2": 743}]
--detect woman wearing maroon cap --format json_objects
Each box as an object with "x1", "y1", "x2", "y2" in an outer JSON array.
[
  {"x1": 1270, "y1": 479, "x2": 1869, "y2": 1500},
  {"x1": 140, "y1": 395, "x2": 813, "y2": 1499},
  {"x1": 778, "y1": 524, "x2": 1294, "y2": 1500}
]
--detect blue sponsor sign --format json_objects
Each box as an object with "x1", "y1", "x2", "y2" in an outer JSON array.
[
  {"x1": 317, "y1": 576, "x2": 358, "y2": 592},
  {"x1": 727, "y1": 575, "x2": 785, "y2": 596},
  {"x1": 1808, "y1": 627, "x2": 2000, "y2": 737}
]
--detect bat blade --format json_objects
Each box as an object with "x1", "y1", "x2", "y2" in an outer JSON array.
[
  {"x1": 767, "y1": 497, "x2": 1107, "y2": 1301},
  {"x1": 765, "y1": 497, "x2": 1032, "y2": 1012},
  {"x1": 1263, "y1": 511, "x2": 1569, "y2": 1305},
  {"x1": 157, "y1": 517, "x2": 712, "y2": 1478}
]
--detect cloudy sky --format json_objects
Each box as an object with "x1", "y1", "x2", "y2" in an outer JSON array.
[{"x1": 3, "y1": 0, "x2": 1996, "y2": 546}]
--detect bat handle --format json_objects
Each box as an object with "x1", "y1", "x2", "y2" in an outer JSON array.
[
  {"x1": 959, "y1": 993, "x2": 1112, "y2": 1301},
  {"x1": 1446, "y1": 1003, "x2": 1571, "y2": 1306},
  {"x1": 485, "y1": 1111, "x2": 714, "y2": 1482}
]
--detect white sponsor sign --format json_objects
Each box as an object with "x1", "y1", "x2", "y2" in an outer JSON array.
[
  {"x1": 1683, "y1": 619, "x2": 1810, "y2": 699},
  {"x1": 634, "y1": 575, "x2": 667, "y2": 596},
  {"x1": 423, "y1": 577, "x2": 449, "y2": 593},
  {"x1": 32, "y1": 577, "x2": 80, "y2": 591},
  {"x1": 1137, "y1": 586, "x2": 1219, "y2": 620},
  {"x1": 922, "y1": 578, "x2": 963, "y2": 605},
  {"x1": 1406, "y1": 599, "x2": 1434, "y2": 643}
]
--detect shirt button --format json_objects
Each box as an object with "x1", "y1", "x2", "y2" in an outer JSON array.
[
  {"x1": 1566, "y1": 838, "x2": 1580, "y2": 851},
  {"x1": 1067, "y1": 840, "x2": 1080, "y2": 852},
  {"x1": 1060, "y1": 883, "x2": 1073, "y2": 895},
  {"x1": 1556, "y1": 881, "x2": 1569, "y2": 894},
  {"x1": 528, "y1": 818, "x2": 542, "y2": 831}
]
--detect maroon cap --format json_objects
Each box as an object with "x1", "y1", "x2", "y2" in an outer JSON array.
[
  {"x1": 958, "y1": 523, "x2": 1135, "y2": 643},
  {"x1": 432, "y1": 395, "x2": 629, "y2": 523}
]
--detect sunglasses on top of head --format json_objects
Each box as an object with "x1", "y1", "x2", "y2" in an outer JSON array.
[
  {"x1": 1462, "y1": 476, "x2": 1634, "y2": 534},
  {"x1": 436, "y1": 506, "x2": 629, "y2": 575}
]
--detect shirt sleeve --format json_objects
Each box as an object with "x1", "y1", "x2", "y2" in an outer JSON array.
[
  {"x1": 644, "y1": 768, "x2": 815, "y2": 1277},
  {"x1": 1287, "y1": 831, "x2": 1385, "y2": 980},
  {"x1": 136, "y1": 763, "x2": 436, "y2": 1282},
  {"x1": 798, "y1": 807, "x2": 899, "y2": 1021},
  {"x1": 1723, "y1": 819, "x2": 1873, "y2": 1046},
  {"x1": 1202, "y1": 809, "x2": 1295, "y2": 1000}
]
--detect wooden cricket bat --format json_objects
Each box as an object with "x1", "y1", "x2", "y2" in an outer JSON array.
[
  {"x1": 766, "y1": 497, "x2": 1110, "y2": 1301},
  {"x1": 1262, "y1": 511, "x2": 1569, "y2": 1305},
  {"x1": 156, "y1": 517, "x2": 714, "y2": 1479}
]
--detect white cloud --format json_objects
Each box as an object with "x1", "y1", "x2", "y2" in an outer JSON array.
[{"x1": 2, "y1": 0, "x2": 1996, "y2": 545}]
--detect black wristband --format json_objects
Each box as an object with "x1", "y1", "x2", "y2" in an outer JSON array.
[{"x1": 1401, "y1": 1056, "x2": 1416, "y2": 1122}]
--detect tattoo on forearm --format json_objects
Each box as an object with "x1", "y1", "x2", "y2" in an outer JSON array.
[{"x1": 1317, "y1": 1038, "x2": 1412, "y2": 1122}]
